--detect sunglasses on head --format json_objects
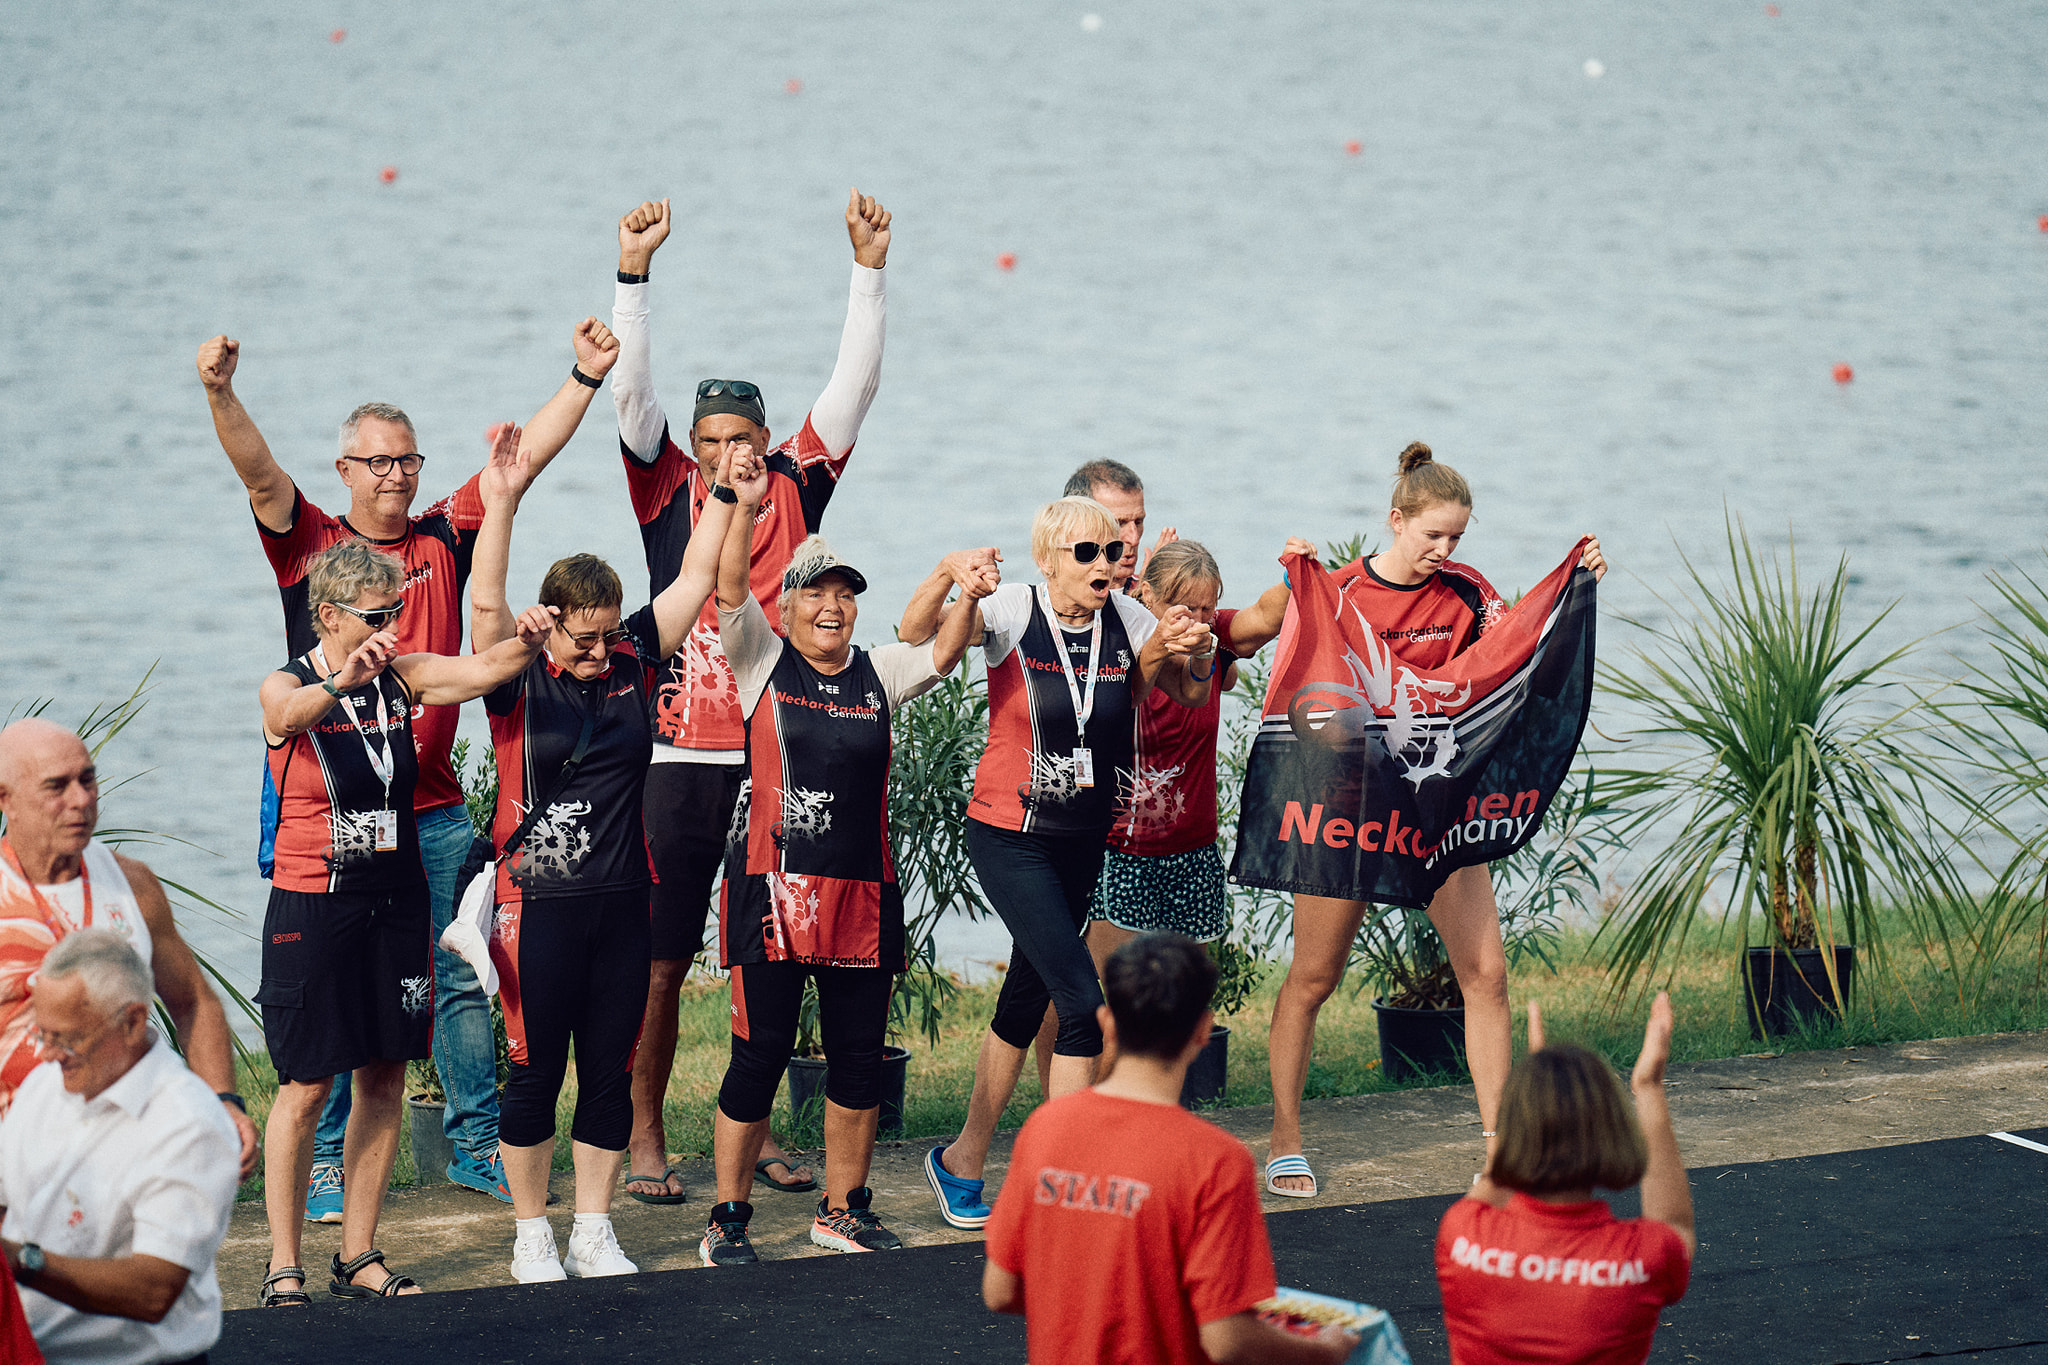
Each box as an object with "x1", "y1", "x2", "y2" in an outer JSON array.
[
  {"x1": 331, "y1": 599, "x2": 406, "y2": 630},
  {"x1": 343, "y1": 453, "x2": 425, "y2": 477},
  {"x1": 696, "y1": 379, "x2": 762, "y2": 401},
  {"x1": 1060, "y1": 540, "x2": 1128, "y2": 566}
]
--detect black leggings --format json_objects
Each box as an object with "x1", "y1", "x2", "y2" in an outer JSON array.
[
  {"x1": 970, "y1": 821, "x2": 1108, "y2": 1057},
  {"x1": 718, "y1": 961, "x2": 892, "y2": 1123},
  {"x1": 497, "y1": 889, "x2": 652, "y2": 1150}
]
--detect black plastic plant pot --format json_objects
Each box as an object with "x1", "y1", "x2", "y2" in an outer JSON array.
[
  {"x1": 786, "y1": 1046, "x2": 911, "y2": 1136},
  {"x1": 1372, "y1": 999, "x2": 1468, "y2": 1083},
  {"x1": 1178, "y1": 1025, "x2": 1230, "y2": 1109},
  {"x1": 1743, "y1": 945, "x2": 1855, "y2": 1040},
  {"x1": 406, "y1": 1094, "x2": 453, "y2": 1186}
]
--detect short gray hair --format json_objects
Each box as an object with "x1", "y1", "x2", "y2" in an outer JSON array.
[
  {"x1": 42, "y1": 928, "x2": 153, "y2": 1014},
  {"x1": 338, "y1": 401, "x2": 417, "y2": 461},
  {"x1": 307, "y1": 540, "x2": 403, "y2": 636},
  {"x1": 1063, "y1": 459, "x2": 1143, "y2": 498}
]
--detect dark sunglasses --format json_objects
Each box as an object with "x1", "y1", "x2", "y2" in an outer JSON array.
[
  {"x1": 1061, "y1": 540, "x2": 1128, "y2": 566},
  {"x1": 343, "y1": 453, "x2": 425, "y2": 477},
  {"x1": 331, "y1": 599, "x2": 406, "y2": 630},
  {"x1": 559, "y1": 624, "x2": 631, "y2": 649},
  {"x1": 695, "y1": 379, "x2": 761, "y2": 401}
]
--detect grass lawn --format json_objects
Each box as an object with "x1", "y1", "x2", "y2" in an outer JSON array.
[{"x1": 228, "y1": 919, "x2": 2048, "y2": 1199}]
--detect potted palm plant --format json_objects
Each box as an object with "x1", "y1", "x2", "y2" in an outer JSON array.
[{"x1": 1597, "y1": 523, "x2": 1966, "y2": 1037}]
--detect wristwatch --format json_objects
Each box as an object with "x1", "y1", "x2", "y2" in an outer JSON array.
[{"x1": 17, "y1": 1242, "x2": 44, "y2": 1285}]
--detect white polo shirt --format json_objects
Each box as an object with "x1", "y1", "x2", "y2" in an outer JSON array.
[{"x1": 0, "y1": 1033, "x2": 238, "y2": 1364}]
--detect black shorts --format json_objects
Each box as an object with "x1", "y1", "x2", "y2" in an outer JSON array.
[
  {"x1": 644, "y1": 760, "x2": 745, "y2": 961},
  {"x1": 257, "y1": 883, "x2": 432, "y2": 1084}
]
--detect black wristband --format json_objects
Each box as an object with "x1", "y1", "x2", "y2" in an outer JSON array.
[
  {"x1": 617, "y1": 270, "x2": 649, "y2": 284},
  {"x1": 709, "y1": 483, "x2": 739, "y2": 505},
  {"x1": 218, "y1": 1091, "x2": 247, "y2": 1113},
  {"x1": 320, "y1": 677, "x2": 342, "y2": 699},
  {"x1": 570, "y1": 365, "x2": 601, "y2": 390}
]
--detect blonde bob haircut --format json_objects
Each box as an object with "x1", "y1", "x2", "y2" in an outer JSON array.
[
  {"x1": 1488, "y1": 1044, "x2": 1648, "y2": 1195},
  {"x1": 307, "y1": 539, "x2": 403, "y2": 636},
  {"x1": 1031, "y1": 496, "x2": 1120, "y2": 572}
]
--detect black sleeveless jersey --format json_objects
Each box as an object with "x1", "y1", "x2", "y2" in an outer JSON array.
[
  {"x1": 719, "y1": 642, "x2": 904, "y2": 971},
  {"x1": 266, "y1": 656, "x2": 422, "y2": 894}
]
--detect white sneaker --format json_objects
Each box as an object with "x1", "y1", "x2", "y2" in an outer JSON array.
[
  {"x1": 510, "y1": 1223, "x2": 566, "y2": 1283},
  {"x1": 564, "y1": 1220, "x2": 637, "y2": 1278}
]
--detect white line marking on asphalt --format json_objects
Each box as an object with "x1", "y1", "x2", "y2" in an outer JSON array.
[{"x1": 1988, "y1": 1131, "x2": 2048, "y2": 1156}]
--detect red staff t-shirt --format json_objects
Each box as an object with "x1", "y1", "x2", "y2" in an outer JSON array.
[
  {"x1": 1435, "y1": 1193, "x2": 1691, "y2": 1365},
  {"x1": 985, "y1": 1088, "x2": 1276, "y2": 1365}
]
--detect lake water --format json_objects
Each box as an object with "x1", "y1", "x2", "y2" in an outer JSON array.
[{"x1": 3, "y1": 0, "x2": 2045, "y2": 1005}]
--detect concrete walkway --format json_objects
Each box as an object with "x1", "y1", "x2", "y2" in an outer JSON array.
[{"x1": 218, "y1": 1028, "x2": 2048, "y2": 1305}]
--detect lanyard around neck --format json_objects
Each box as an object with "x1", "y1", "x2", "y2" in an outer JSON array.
[
  {"x1": 313, "y1": 650, "x2": 396, "y2": 808},
  {"x1": 1036, "y1": 585, "x2": 1104, "y2": 733},
  {"x1": 0, "y1": 837, "x2": 92, "y2": 932}
]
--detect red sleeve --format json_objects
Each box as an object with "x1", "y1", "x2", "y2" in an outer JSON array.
[
  {"x1": 419, "y1": 470, "x2": 486, "y2": 533},
  {"x1": 1443, "y1": 561, "x2": 1507, "y2": 644},
  {"x1": 983, "y1": 1118, "x2": 1039, "y2": 1275},
  {"x1": 1214, "y1": 607, "x2": 1241, "y2": 655},
  {"x1": 1644, "y1": 1219, "x2": 1692, "y2": 1305},
  {"x1": 257, "y1": 486, "x2": 342, "y2": 586},
  {"x1": 1181, "y1": 1140, "x2": 1278, "y2": 1326},
  {"x1": 622, "y1": 428, "x2": 698, "y2": 526},
  {"x1": 0, "y1": 1257, "x2": 43, "y2": 1365}
]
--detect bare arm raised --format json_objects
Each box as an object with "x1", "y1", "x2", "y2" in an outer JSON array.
[
  {"x1": 470, "y1": 422, "x2": 528, "y2": 652},
  {"x1": 196, "y1": 335, "x2": 297, "y2": 532},
  {"x1": 517, "y1": 318, "x2": 620, "y2": 478},
  {"x1": 1631, "y1": 992, "x2": 1695, "y2": 1257}
]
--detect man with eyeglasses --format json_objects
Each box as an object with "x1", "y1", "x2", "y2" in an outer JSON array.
[
  {"x1": 194, "y1": 320, "x2": 620, "y2": 1216},
  {"x1": 1, "y1": 930, "x2": 241, "y2": 1365},
  {"x1": 0, "y1": 719, "x2": 258, "y2": 1172},
  {"x1": 606, "y1": 190, "x2": 889, "y2": 1203}
]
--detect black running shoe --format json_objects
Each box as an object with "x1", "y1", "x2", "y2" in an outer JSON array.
[
  {"x1": 699, "y1": 1201, "x2": 759, "y2": 1266},
  {"x1": 809, "y1": 1186, "x2": 904, "y2": 1253}
]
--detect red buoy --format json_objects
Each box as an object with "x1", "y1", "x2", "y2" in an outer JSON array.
[
  {"x1": 2038, "y1": 215, "x2": 2048, "y2": 232},
  {"x1": 1344, "y1": 139, "x2": 1362, "y2": 156},
  {"x1": 997, "y1": 252, "x2": 1017, "y2": 272},
  {"x1": 330, "y1": 27, "x2": 346, "y2": 42},
  {"x1": 1764, "y1": 3, "x2": 1779, "y2": 14},
  {"x1": 379, "y1": 166, "x2": 398, "y2": 184},
  {"x1": 785, "y1": 78, "x2": 802, "y2": 94},
  {"x1": 1832, "y1": 362, "x2": 1853, "y2": 385}
]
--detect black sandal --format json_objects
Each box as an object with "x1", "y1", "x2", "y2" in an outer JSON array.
[
  {"x1": 260, "y1": 1263, "x2": 311, "y2": 1308},
  {"x1": 330, "y1": 1248, "x2": 421, "y2": 1299}
]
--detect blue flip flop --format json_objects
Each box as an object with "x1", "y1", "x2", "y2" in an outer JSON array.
[{"x1": 1265, "y1": 1154, "x2": 1318, "y2": 1198}]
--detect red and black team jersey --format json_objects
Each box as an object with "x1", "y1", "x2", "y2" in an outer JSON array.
[
  {"x1": 1109, "y1": 607, "x2": 1241, "y2": 858},
  {"x1": 258, "y1": 479, "x2": 486, "y2": 812},
  {"x1": 1328, "y1": 556, "x2": 1506, "y2": 671},
  {"x1": 969, "y1": 585, "x2": 1151, "y2": 838},
  {"x1": 718, "y1": 644, "x2": 905, "y2": 971},
  {"x1": 485, "y1": 605, "x2": 661, "y2": 905},
  {"x1": 622, "y1": 416, "x2": 850, "y2": 753},
  {"x1": 266, "y1": 657, "x2": 423, "y2": 895}
]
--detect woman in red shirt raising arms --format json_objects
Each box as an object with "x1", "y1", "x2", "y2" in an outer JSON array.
[
  {"x1": 1435, "y1": 994, "x2": 1694, "y2": 1365},
  {"x1": 1265, "y1": 444, "x2": 1606, "y2": 1197}
]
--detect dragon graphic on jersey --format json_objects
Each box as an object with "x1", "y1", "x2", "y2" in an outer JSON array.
[
  {"x1": 726, "y1": 778, "x2": 751, "y2": 851},
  {"x1": 1021, "y1": 747, "x2": 1080, "y2": 811},
  {"x1": 325, "y1": 810, "x2": 383, "y2": 870},
  {"x1": 767, "y1": 872, "x2": 823, "y2": 941},
  {"x1": 399, "y1": 975, "x2": 431, "y2": 1017},
  {"x1": 1122, "y1": 760, "x2": 1190, "y2": 832},
  {"x1": 654, "y1": 621, "x2": 740, "y2": 741},
  {"x1": 777, "y1": 786, "x2": 835, "y2": 844},
  {"x1": 514, "y1": 799, "x2": 595, "y2": 882}
]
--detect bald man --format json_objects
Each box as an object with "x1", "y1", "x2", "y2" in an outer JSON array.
[{"x1": 0, "y1": 720, "x2": 258, "y2": 1175}]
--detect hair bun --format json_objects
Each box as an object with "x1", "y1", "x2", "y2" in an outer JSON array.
[{"x1": 1397, "y1": 442, "x2": 1434, "y2": 474}]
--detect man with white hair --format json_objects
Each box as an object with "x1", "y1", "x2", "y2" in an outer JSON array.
[
  {"x1": 0, "y1": 719, "x2": 257, "y2": 1174},
  {"x1": 1, "y1": 929, "x2": 240, "y2": 1364}
]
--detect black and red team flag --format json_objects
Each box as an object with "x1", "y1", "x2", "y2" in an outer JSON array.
[{"x1": 1229, "y1": 541, "x2": 1597, "y2": 910}]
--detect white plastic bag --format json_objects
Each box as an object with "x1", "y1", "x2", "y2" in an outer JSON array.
[{"x1": 439, "y1": 862, "x2": 500, "y2": 996}]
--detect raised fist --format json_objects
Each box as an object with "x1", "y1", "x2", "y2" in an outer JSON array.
[
  {"x1": 573, "y1": 318, "x2": 621, "y2": 379},
  {"x1": 846, "y1": 188, "x2": 892, "y2": 269},
  {"x1": 196, "y1": 335, "x2": 239, "y2": 392},
  {"x1": 618, "y1": 199, "x2": 671, "y2": 275}
]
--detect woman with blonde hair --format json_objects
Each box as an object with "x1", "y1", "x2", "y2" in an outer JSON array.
[
  {"x1": 922, "y1": 495, "x2": 1214, "y2": 1230},
  {"x1": 1264, "y1": 443, "x2": 1606, "y2": 1198}
]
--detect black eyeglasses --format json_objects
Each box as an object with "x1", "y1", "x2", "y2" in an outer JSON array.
[
  {"x1": 1060, "y1": 540, "x2": 1128, "y2": 565},
  {"x1": 695, "y1": 379, "x2": 762, "y2": 401},
  {"x1": 331, "y1": 599, "x2": 406, "y2": 629},
  {"x1": 559, "y1": 624, "x2": 631, "y2": 650},
  {"x1": 343, "y1": 453, "x2": 426, "y2": 476}
]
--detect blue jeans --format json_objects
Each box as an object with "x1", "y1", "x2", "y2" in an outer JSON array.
[{"x1": 312, "y1": 805, "x2": 499, "y2": 1164}]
